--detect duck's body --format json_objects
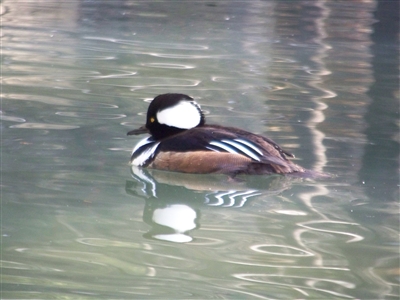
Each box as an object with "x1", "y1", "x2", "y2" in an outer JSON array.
[{"x1": 128, "y1": 93, "x2": 308, "y2": 176}]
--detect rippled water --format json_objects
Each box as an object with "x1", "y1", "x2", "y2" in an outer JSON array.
[{"x1": 2, "y1": 1, "x2": 399, "y2": 299}]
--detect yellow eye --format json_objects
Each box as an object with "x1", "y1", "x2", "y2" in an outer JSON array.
[{"x1": 150, "y1": 117, "x2": 155, "y2": 123}]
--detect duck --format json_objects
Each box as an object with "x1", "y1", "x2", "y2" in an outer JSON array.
[{"x1": 127, "y1": 93, "x2": 312, "y2": 176}]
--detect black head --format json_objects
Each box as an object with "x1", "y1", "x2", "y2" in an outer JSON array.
[{"x1": 127, "y1": 93, "x2": 205, "y2": 140}]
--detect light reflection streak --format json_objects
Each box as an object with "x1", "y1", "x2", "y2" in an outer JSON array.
[
  {"x1": 1, "y1": 260, "x2": 64, "y2": 272},
  {"x1": 9, "y1": 123, "x2": 80, "y2": 130},
  {"x1": 55, "y1": 112, "x2": 126, "y2": 119},
  {"x1": 3, "y1": 93, "x2": 119, "y2": 108},
  {"x1": 87, "y1": 71, "x2": 137, "y2": 80},
  {"x1": 60, "y1": 55, "x2": 116, "y2": 60},
  {"x1": 87, "y1": 78, "x2": 202, "y2": 89},
  {"x1": 148, "y1": 53, "x2": 227, "y2": 59},
  {"x1": 293, "y1": 287, "x2": 309, "y2": 296},
  {"x1": 306, "y1": 0, "x2": 330, "y2": 174},
  {"x1": 0, "y1": 113, "x2": 25, "y2": 122},
  {"x1": 250, "y1": 244, "x2": 315, "y2": 257},
  {"x1": 84, "y1": 36, "x2": 210, "y2": 51},
  {"x1": 294, "y1": 0, "x2": 338, "y2": 271},
  {"x1": 76, "y1": 238, "x2": 142, "y2": 249},
  {"x1": 139, "y1": 63, "x2": 195, "y2": 69}
]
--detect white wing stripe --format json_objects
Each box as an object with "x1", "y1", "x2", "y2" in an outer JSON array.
[
  {"x1": 221, "y1": 139, "x2": 261, "y2": 161},
  {"x1": 205, "y1": 146, "x2": 219, "y2": 152},
  {"x1": 233, "y1": 138, "x2": 263, "y2": 155},
  {"x1": 208, "y1": 141, "x2": 240, "y2": 155},
  {"x1": 208, "y1": 140, "x2": 262, "y2": 161}
]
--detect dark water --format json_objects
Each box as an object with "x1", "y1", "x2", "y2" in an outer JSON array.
[{"x1": 2, "y1": 1, "x2": 399, "y2": 299}]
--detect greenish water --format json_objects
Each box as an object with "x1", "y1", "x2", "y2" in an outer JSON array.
[{"x1": 1, "y1": 1, "x2": 399, "y2": 299}]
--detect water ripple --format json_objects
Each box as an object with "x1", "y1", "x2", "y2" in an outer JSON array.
[
  {"x1": 0, "y1": 112, "x2": 25, "y2": 123},
  {"x1": 225, "y1": 260, "x2": 349, "y2": 271},
  {"x1": 250, "y1": 244, "x2": 314, "y2": 257},
  {"x1": 297, "y1": 220, "x2": 364, "y2": 243},
  {"x1": 140, "y1": 62, "x2": 195, "y2": 69},
  {"x1": 233, "y1": 273, "x2": 355, "y2": 298},
  {"x1": 86, "y1": 70, "x2": 137, "y2": 80},
  {"x1": 3, "y1": 93, "x2": 118, "y2": 108},
  {"x1": 76, "y1": 238, "x2": 143, "y2": 248},
  {"x1": 84, "y1": 36, "x2": 209, "y2": 51},
  {"x1": 60, "y1": 54, "x2": 116, "y2": 60},
  {"x1": 148, "y1": 53, "x2": 224, "y2": 59},
  {"x1": 12, "y1": 247, "x2": 150, "y2": 276},
  {"x1": 55, "y1": 112, "x2": 126, "y2": 119},
  {"x1": 87, "y1": 77, "x2": 201, "y2": 91},
  {"x1": 10, "y1": 123, "x2": 79, "y2": 130},
  {"x1": 1, "y1": 260, "x2": 63, "y2": 272}
]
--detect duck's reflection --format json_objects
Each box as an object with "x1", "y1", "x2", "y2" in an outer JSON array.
[{"x1": 125, "y1": 166, "x2": 300, "y2": 243}]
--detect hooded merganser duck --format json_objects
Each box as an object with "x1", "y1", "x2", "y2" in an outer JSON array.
[{"x1": 127, "y1": 93, "x2": 308, "y2": 176}]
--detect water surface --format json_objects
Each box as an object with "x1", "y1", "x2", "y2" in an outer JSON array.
[{"x1": 1, "y1": 1, "x2": 399, "y2": 299}]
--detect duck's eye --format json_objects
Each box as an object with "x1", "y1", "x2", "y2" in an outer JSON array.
[{"x1": 150, "y1": 117, "x2": 155, "y2": 123}]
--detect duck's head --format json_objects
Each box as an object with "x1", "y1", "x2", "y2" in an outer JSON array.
[{"x1": 127, "y1": 93, "x2": 205, "y2": 140}]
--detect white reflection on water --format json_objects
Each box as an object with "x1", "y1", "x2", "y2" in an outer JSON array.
[
  {"x1": 151, "y1": 204, "x2": 197, "y2": 243},
  {"x1": 205, "y1": 190, "x2": 262, "y2": 207},
  {"x1": 126, "y1": 167, "x2": 302, "y2": 244}
]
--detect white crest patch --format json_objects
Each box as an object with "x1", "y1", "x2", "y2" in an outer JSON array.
[{"x1": 156, "y1": 100, "x2": 201, "y2": 129}]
